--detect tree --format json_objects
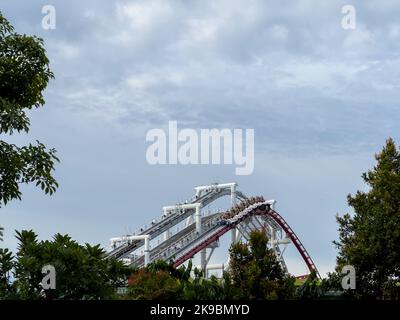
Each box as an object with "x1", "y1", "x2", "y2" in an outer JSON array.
[
  {"x1": 296, "y1": 270, "x2": 322, "y2": 299},
  {"x1": 0, "y1": 12, "x2": 59, "y2": 208},
  {"x1": 0, "y1": 230, "x2": 132, "y2": 300},
  {"x1": 334, "y1": 138, "x2": 400, "y2": 299},
  {"x1": 126, "y1": 261, "x2": 184, "y2": 300},
  {"x1": 0, "y1": 247, "x2": 14, "y2": 299},
  {"x1": 224, "y1": 229, "x2": 296, "y2": 299},
  {"x1": 126, "y1": 260, "x2": 227, "y2": 300}
]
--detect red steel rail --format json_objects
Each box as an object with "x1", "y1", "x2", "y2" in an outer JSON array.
[
  {"x1": 267, "y1": 209, "x2": 320, "y2": 278},
  {"x1": 173, "y1": 203, "x2": 320, "y2": 278}
]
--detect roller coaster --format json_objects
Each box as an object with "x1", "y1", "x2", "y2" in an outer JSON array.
[{"x1": 107, "y1": 182, "x2": 320, "y2": 278}]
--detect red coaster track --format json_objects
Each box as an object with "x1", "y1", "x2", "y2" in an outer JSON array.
[{"x1": 173, "y1": 203, "x2": 320, "y2": 278}]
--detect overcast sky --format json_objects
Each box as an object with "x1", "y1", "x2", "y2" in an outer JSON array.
[{"x1": 1, "y1": 0, "x2": 400, "y2": 276}]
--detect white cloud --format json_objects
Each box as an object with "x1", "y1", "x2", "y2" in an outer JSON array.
[
  {"x1": 342, "y1": 25, "x2": 375, "y2": 55},
  {"x1": 49, "y1": 40, "x2": 80, "y2": 60},
  {"x1": 109, "y1": 0, "x2": 178, "y2": 47},
  {"x1": 269, "y1": 24, "x2": 289, "y2": 41},
  {"x1": 116, "y1": 0, "x2": 174, "y2": 31},
  {"x1": 184, "y1": 18, "x2": 219, "y2": 44},
  {"x1": 275, "y1": 60, "x2": 370, "y2": 90},
  {"x1": 126, "y1": 71, "x2": 185, "y2": 89}
]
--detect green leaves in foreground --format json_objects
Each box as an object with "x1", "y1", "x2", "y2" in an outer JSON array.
[
  {"x1": 0, "y1": 12, "x2": 58, "y2": 207},
  {"x1": 0, "y1": 140, "x2": 59, "y2": 206},
  {"x1": 0, "y1": 230, "x2": 132, "y2": 300}
]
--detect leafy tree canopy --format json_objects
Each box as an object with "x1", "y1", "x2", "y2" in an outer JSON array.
[
  {"x1": 0, "y1": 12, "x2": 58, "y2": 208},
  {"x1": 0, "y1": 230, "x2": 132, "y2": 300},
  {"x1": 334, "y1": 138, "x2": 400, "y2": 299},
  {"x1": 224, "y1": 229, "x2": 296, "y2": 300}
]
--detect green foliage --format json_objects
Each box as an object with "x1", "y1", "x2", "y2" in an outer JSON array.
[
  {"x1": 296, "y1": 270, "x2": 322, "y2": 299},
  {"x1": 320, "y1": 271, "x2": 357, "y2": 300},
  {"x1": 320, "y1": 272, "x2": 342, "y2": 292},
  {"x1": 0, "y1": 12, "x2": 53, "y2": 133},
  {"x1": 127, "y1": 268, "x2": 181, "y2": 300},
  {"x1": 334, "y1": 138, "x2": 400, "y2": 299},
  {"x1": 127, "y1": 230, "x2": 298, "y2": 300},
  {"x1": 224, "y1": 229, "x2": 296, "y2": 300},
  {"x1": 0, "y1": 12, "x2": 58, "y2": 207},
  {"x1": 0, "y1": 141, "x2": 59, "y2": 205},
  {"x1": 126, "y1": 260, "x2": 227, "y2": 300},
  {"x1": 181, "y1": 268, "x2": 225, "y2": 300},
  {"x1": 125, "y1": 230, "x2": 297, "y2": 300},
  {"x1": 126, "y1": 261, "x2": 184, "y2": 300},
  {"x1": 0, "y1": 230, "x2": 132, "y2": 300},
  {"x1": 0, "y1": 247, "x2": 15, "y2": 299},
  {"x1": 146, "y1": 259, "x2": 192, "y2": 282}
]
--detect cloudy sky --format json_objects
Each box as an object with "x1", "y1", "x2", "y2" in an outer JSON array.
[{"x1": 1, "y1": 0, "x2": 400, "y2": 276}]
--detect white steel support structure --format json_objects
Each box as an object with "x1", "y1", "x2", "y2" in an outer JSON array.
[
  {"x1": 195, "y1": 263, "x2": 225, "y2": 278},
  {"x1": 194, "y1": 204, "x2": 206, "y2": 272},
  {"x1": 107, "y1": 183, "x2": 305, "y2": 279},
  {"x1": 194, "y1": 182, "x2": 238, "y2": 197},
  {"x1": 162, "y1": 203, "x2": 203, "y2": 236},
  {"x1": 193, "y1": 182, "x2": 238, "y2": 273},
  {"x1": 110, "y1": 235, "x2": 151, "y2": 266},
  {"x1": 163, "y1": 203, "x2": 206, "y2": 270},
  {"x1": 162, "y1": 208, "x2": 171, "y2": 241},
  {"x1": 230, "y1": 183, "x2": 238, "y2": 244}
]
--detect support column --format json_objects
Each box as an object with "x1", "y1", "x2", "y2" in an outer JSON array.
[
  {"x1": 200, "y1": 250, "x2": 206, "y2": 276},
  {"x1": 163, "y1": 230, "x2": 170, "y2": 241},
  {"x1": 269, "y1": 201, "x2": 277, "y2": 246},
  {"x1": 162, "y1": 208, "x2": 171, "y2": 241},
  {"x1": 230, "y1": 184, "x2": 237, "y2": 206},
  {"x1": 195, "y1": 204, "x2": 202, "y2": 234},
  {"x1": 144, "y1": 236, "x2": 150, "y2": 266},
  {"x1": 195, "y1": 203, "x2": 207, "y2": 273},
  {"x1": 230, "y1": 184, "x2": 238, "y2": 243}
]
